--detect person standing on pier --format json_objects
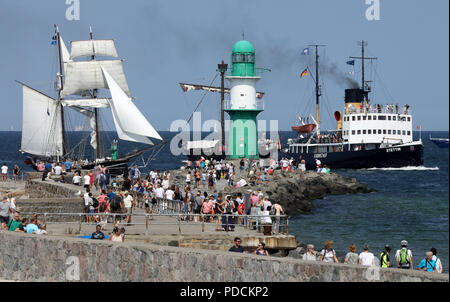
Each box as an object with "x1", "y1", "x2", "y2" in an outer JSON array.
[
  {"x1": 344, "y1": 243, "x2": 359, "y2": 265},
  {"x1": 1, "y1": 164, "x2": 8, "y2": 182},
  {"x1": 395, "y1": 240, "x2": 413, "y2": 270},
  {"x1": 320, "y1": 240, "x2": 339, "y2": 263},
  {"x1": 123, "y1": 191, "x2": 134, "y2": 225},
  {"x1": 358, "y1": 244, "x2": 375, "y2": 266}
]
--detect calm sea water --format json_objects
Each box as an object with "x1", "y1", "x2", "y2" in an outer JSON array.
[{"x1": 1, "y1": 130, "x2": 448, "y2": 272}]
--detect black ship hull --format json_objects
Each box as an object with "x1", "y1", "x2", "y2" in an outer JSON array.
[{"x1": 279, "y1": 143, "x2": 424, "y2": 170}]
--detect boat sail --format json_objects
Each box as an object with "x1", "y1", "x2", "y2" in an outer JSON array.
[{"x1": 18, "y1": 25, "x2": 166, "y2": 174}]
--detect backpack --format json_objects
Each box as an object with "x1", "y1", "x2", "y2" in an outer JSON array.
[
  {"x1": 225, "y1": 201, "x2": 232, "y2": 214},
  {"x1": 99, "y1": 202, "x2": 106, "y2": 213},
  {"x1": 398, "y1": 248, "x2": 411, "y2": 268},
  {"x1": 208, "y1": 175, "x2": 214, "y2": 186},
  {"x1": 269, "y1": 206, "x2": 276, "y2": 216},
  {"x1": 110, "y1": 196, "x2": 122, "y2": 211},
  {"x1": 92, "y1": 198, "x2": 99, "y2": 209},
  {"x1": 237, "y1": 203, "x2": 245, "y2": 215}
]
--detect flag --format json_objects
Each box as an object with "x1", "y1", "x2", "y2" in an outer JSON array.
[
  {"x1": 300, "y1": 68, "x2": 308, "y2": 78},
  {"x1": 50, "y1": 40, "x2": 57, "y2": 45},
  {"x1": 301, "y1": 48, "x2": 309, "y2": 55},
  {"x1": 346, "y1": 60, "x2": 355, "y2": 65}
]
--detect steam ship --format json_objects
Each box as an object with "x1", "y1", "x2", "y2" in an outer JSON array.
[{"x1": 280, "y1": 41, "x2": 424, "y2": 169}]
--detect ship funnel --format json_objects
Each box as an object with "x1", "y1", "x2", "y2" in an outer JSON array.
[{"x1": 344, "y1": 88, "x2": 366, "y2": 114}]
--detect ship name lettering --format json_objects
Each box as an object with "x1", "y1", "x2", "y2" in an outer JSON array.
[{"x1": 386, "y1": 147, "x2": 401, "y2": 152}]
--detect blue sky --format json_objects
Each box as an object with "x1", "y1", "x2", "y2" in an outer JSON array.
[{"x1": 0, "y1": 0, "x2": 448, "y2": 131}]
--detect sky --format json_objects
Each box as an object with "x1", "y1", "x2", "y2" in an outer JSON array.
[{"x1": 0, "y1": 0, "x2": 448, "y2": 131}]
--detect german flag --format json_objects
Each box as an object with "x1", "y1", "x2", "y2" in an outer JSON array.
[{"x1": 300, "y1": 68, "x2": 308, "y2": 78}]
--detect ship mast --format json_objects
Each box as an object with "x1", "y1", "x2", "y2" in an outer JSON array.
[
  {"x1": 309, "y1": 44, "x2": 325, "y2": 135},
  {"x1": 218, "y1": 60, "x2": 228, "y2": 153},
  {"x1": 55, "y1": 24, "x2": 67, "y2": 157},
  {"x1": 349, "y1": 40, "x2": 377, "y2": 105},
  {"x1": 90, "y1": 26, "x2": 101, "y2": 160}
]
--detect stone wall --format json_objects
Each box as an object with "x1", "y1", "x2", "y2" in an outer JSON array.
[
  {"x1": 15, "y1": 198, "x2": 84, "y2": 222},
  {"x1": 0, "y1": 232, "x2": 447, "y2": 282},
  {"x1": 26, "y1": 179, "x2": 81, "y2": 198}
]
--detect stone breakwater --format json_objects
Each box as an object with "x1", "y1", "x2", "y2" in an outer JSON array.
[
  {"x1": 0, "y1": 232, "x2": 447, "y2": 282},
  {"x1": 170, "y1": 170, "x2": 375, "y2": 216}
]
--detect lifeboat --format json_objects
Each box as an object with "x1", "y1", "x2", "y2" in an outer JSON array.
[{"x1": 291, "y1": 124, "x2": 316, "y2": 134}]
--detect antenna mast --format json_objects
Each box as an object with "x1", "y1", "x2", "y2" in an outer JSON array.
[
  {"x1": 309, "y1": 44, "x2": 326, "y2": 135},
  {"x1": 349, "y1": 40, "x2": 377, "y2": 104}
]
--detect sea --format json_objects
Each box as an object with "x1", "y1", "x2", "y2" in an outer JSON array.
[{"x1": 1, "y1": 130, "x2": 448, "y2": 272}]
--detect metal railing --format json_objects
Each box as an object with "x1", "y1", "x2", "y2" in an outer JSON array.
[
  {"x1": 18, "y1": 211, "x2": 289, "y2": 236},
  {"x1": 346, "y1": 106, "x2": 411, "y2": 115},
  {"x1": 224, "y1": 99, "x2": 264, "y2": 111}
]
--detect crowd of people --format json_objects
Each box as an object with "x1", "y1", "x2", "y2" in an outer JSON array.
[{"x1": 228, "y1": 238, "x2": 443, "y2": 273}]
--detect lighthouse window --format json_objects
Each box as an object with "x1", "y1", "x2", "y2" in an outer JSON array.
[
  {"x1": 363, "y1": 130, "x2": 366, "y2": 134},
  {"x1": 393, "y1": 116, "x2": 397, "y2": 121},
  {"x1": 352, "y1": 116, "x2": 356, "y2": 121},
  {"x1": 378, "y1": 115, "x2": 386, "y2": 120},
  {"x1": 247, "y1": 54, "x2": 254, "y2": 62},
  {"x1": 373, "y1": 129, "x2": 376, "y2": 134},
  {"x1": 357, "y1": 116, "x2": 361, "y2": 121},
  {"x1": 393, "y1": 130, "x2": 396, "y2": 135},
  {"x1": 388, "y1": 116, "x2": 392, "y2": 121},
  {"x1": 378, "y1": 130, "x2": 382, "y2": 134},
  {"x1": 407, "y1": 117, "x2": 411, "y2": 122},
  {"x1": 363, "y1": 116, "x2": 367, "y2": 120},
  {"x1": 383, "y1": 130, "x2": 386, "y2": 134},
  {"x1": 407, "y1": 131, "x2": 411, "y2": 135},
  {"x1": 357, "y1": 130, "x2": 361, "y2": 134},
  {"x1": 373, "y1": 116, "x2": 377, "y2": 120},
  {"x1": 240, "y1": 54, "x2": 246, "y2": 62},
  {"x1": 402, "y1": 130, "x2": 406, "y2": 135},
  {"x1": 388, "y1": 130, "x2": 391, "y2": 134},
  {"x1": 368, "y1": 129, "x2": 372, "y2": 134},
  {"x1": 352, "y1": 130, "x2": 355, "y2": 135},
  {"x1": 368, "y1": 115, "x2": 372, "y2": 120}
]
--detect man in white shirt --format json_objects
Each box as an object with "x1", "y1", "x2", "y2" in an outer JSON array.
[
  {"x1": 83, "y1": 172, "x2": 91, "y2": 189},
  {"x1": 123, "y1": 191, "x2": 133, "y2": 225},
  {"x1": 72, "y1": 173, "x2": 82, "y2": 186},
  {"x1": 53, "y1": 164, "x2": 62, "y2": 176},
  {"x1": 83, "y1": 188, "x2": 92, "y2": 222},
  {"x1": 1, "y1": 164, "x2": 8, "y2": 181},
  {"x1": 358, "y1": 244, "x2": 375, "y2": 266}
]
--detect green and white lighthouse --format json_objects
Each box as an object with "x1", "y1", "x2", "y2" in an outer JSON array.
[{"x1": 225, "y1": 40, "x2": 264, "y2": 159}]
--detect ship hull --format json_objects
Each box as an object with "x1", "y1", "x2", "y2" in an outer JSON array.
[{"x1": 279, "y1": 143, "x2": 424, "y2": 170}]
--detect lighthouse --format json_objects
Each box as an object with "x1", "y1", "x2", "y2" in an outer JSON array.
[{"x1": 225, "y1": 40, "x2": 264, "y2": 159}]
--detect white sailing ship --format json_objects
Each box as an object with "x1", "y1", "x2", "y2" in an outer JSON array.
[{"x1": 18, "y1": 25, "x2": 165, "y2": 174}]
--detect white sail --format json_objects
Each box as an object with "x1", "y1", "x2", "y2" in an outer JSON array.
[
  {"x1": 21, "y1": 85, "x2": 63, "y2": 157},
  {"x1": 110, "y1": 102, "x2": 153, "y2": 145},
  {"x1": 70, "y1": 39, "x2": 119, "y2": 59},
  {"x1": 61, "y1": 60, "x2": 130, "y2": 97},
  {"x1": 61, "y1": 98, "x2": 111, "y2": 108},
  {"x1": 59, "y1": 35, "x2": 72, "y2": 73},
  {"x1": 101, "y1": 66, "x2": 162, "y2": 144}
]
